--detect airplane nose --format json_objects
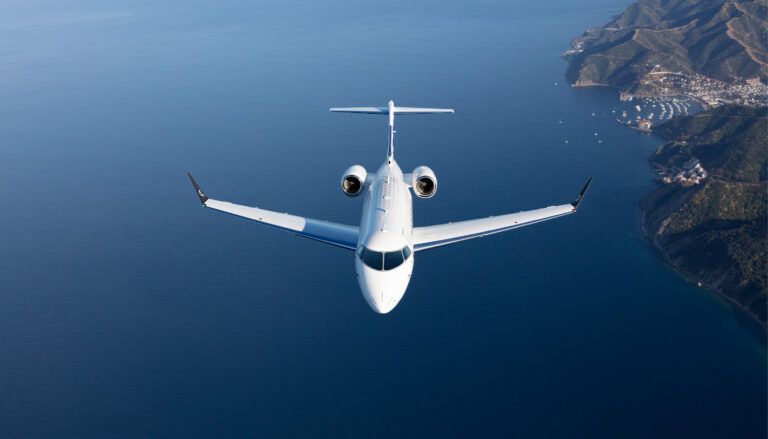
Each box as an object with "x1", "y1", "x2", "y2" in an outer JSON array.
[
  {"x1": 359, "y1": 272, "x2": 398, "y2": 314},
  {"x1": 356, "y1": 259, "x2": 411, "y2": 314},
  {"x1": 369, "y1": 290, "x2": 398, "y2": 314}
]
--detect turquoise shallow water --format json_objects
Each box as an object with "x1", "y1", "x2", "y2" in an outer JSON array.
[{"x1": 0, "y1": 1, "x2": 765, "y2": 437}]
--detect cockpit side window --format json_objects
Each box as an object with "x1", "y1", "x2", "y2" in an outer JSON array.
[{"x1": 358, "y1": 246, "x2": 384, "y2": 270}]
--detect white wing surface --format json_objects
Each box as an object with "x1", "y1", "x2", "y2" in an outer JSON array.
[
  {"x1": 412, "y1": 178, "x2": 592, "y2": 251},
  {"x1": 188, "y1": 173, "x2": 359, "y2": 250}
]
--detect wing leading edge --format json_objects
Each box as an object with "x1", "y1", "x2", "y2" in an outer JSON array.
[
  {"x1": 412, "y1": 177, "x2": 592, "y2": 251},
  {"x1": 187, "y1": 173, "x2": 359, "y2": 250}
]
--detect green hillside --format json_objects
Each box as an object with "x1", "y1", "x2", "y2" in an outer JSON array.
[
  {"x1": 565, "y1": 0, "x2": 768, "y2": 89},
  {"x1": 641, "y1": 105, "x2": 768, "y2": 324}
]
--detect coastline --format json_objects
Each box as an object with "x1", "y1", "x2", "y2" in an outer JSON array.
[
  {"x1": 640, "y1": 205, "x2": 768, "y2": 333},
  {"x1": 571, "y1": 81, "x2": 766, "y2": 330}
]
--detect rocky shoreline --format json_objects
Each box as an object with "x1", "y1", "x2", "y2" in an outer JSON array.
[
  {"x1": 639, "y1": 106, "x2": 767, "y2": 327},
  {"x1": 640, "y1": 193, "x2": 767, "y2": 331}
]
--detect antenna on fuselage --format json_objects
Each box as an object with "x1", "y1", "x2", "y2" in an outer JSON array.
[{"x1": 329, "y1": 100, "x2": 454, "y2": 164}]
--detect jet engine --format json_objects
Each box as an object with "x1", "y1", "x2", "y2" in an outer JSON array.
[
  {"x1": 341, "y1": 165, "x2": 367, "y2": 196},
  {"x1": 411, "y1": 166, "x2": 437, "y2": 198}
]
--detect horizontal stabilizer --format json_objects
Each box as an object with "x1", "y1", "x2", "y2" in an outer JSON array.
[
  {"x1": 393, "y1": 107, "x2": 454, "y2": 114},
  {"x1": 331, "y1": 100, "x2": 453, "y2": 160},
  {"x1": 330, "y1": 106, "x2": 453, "y2": 114}
]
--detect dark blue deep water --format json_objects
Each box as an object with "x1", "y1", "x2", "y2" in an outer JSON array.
[{"x1": 0, "y1": 1, "x2": 765, "y2": 437}]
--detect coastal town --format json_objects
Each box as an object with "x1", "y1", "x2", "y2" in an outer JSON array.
[
  {"x1": 607, "y1": 66, "x2": 766, "y2": 188},
  {"x1": 626, "y1": 67, "x2": 768, "y2": 108}
]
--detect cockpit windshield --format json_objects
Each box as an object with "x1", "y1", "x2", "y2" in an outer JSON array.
[{"x1": 357, "y1": 245, "x2": 412, "y2": 271}]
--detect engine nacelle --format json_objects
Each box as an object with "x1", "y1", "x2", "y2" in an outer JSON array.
[
  {"x1": 411, "y1": 166, "x2": 437, "y2": 198},
  {"x1": 341, "y1": 165, "x2": 367, "y2": 196}
]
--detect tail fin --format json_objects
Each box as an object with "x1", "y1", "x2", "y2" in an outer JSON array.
[{"x1": 330, "y1": 100, "x2": 453, "y2": 161}]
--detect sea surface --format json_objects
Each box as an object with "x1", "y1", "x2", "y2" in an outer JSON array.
[{"x1": 0, "y1": 1, "x2": 765, "y2": 437}]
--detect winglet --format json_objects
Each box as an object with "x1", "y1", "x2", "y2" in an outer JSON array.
[
  {"x1": 187, "y1": 172, "x2": 209, "y2": 205},
  {"x1": 571, "y1": 177, "x2": 593, "y2": 210}
]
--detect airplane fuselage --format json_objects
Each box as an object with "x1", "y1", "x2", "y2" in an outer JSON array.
[{"x1": 355, "y1": 160, "x2": 415, "y2": 313}]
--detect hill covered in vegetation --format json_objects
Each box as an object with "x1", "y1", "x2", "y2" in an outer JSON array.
[
  {"x1": 641, "y1": 105, "x2": 767, "y2": 325},
  {"x1": 564, "y1": 0, "x2": 768, "y2": 97}
]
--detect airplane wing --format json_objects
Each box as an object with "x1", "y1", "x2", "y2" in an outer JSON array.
[
  {"x1": 412, "y1": 178, "x2": 592, "y2": 251},
  {"x1": 187, "y1": 173, "x2": 359, "y2": 251}
]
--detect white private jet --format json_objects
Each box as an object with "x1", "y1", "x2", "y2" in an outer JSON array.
[{"x1": 188, "y1": 100, "x2": 592, "y2": 314}]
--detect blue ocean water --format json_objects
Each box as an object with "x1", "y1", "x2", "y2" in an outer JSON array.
[{"x1": 0, "y1": 1, "x2": 765, "y2": 437}]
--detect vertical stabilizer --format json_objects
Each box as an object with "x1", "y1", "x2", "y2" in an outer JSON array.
[{"x1": 387, "y1": 100, "x2": 396, "y2": 162}]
